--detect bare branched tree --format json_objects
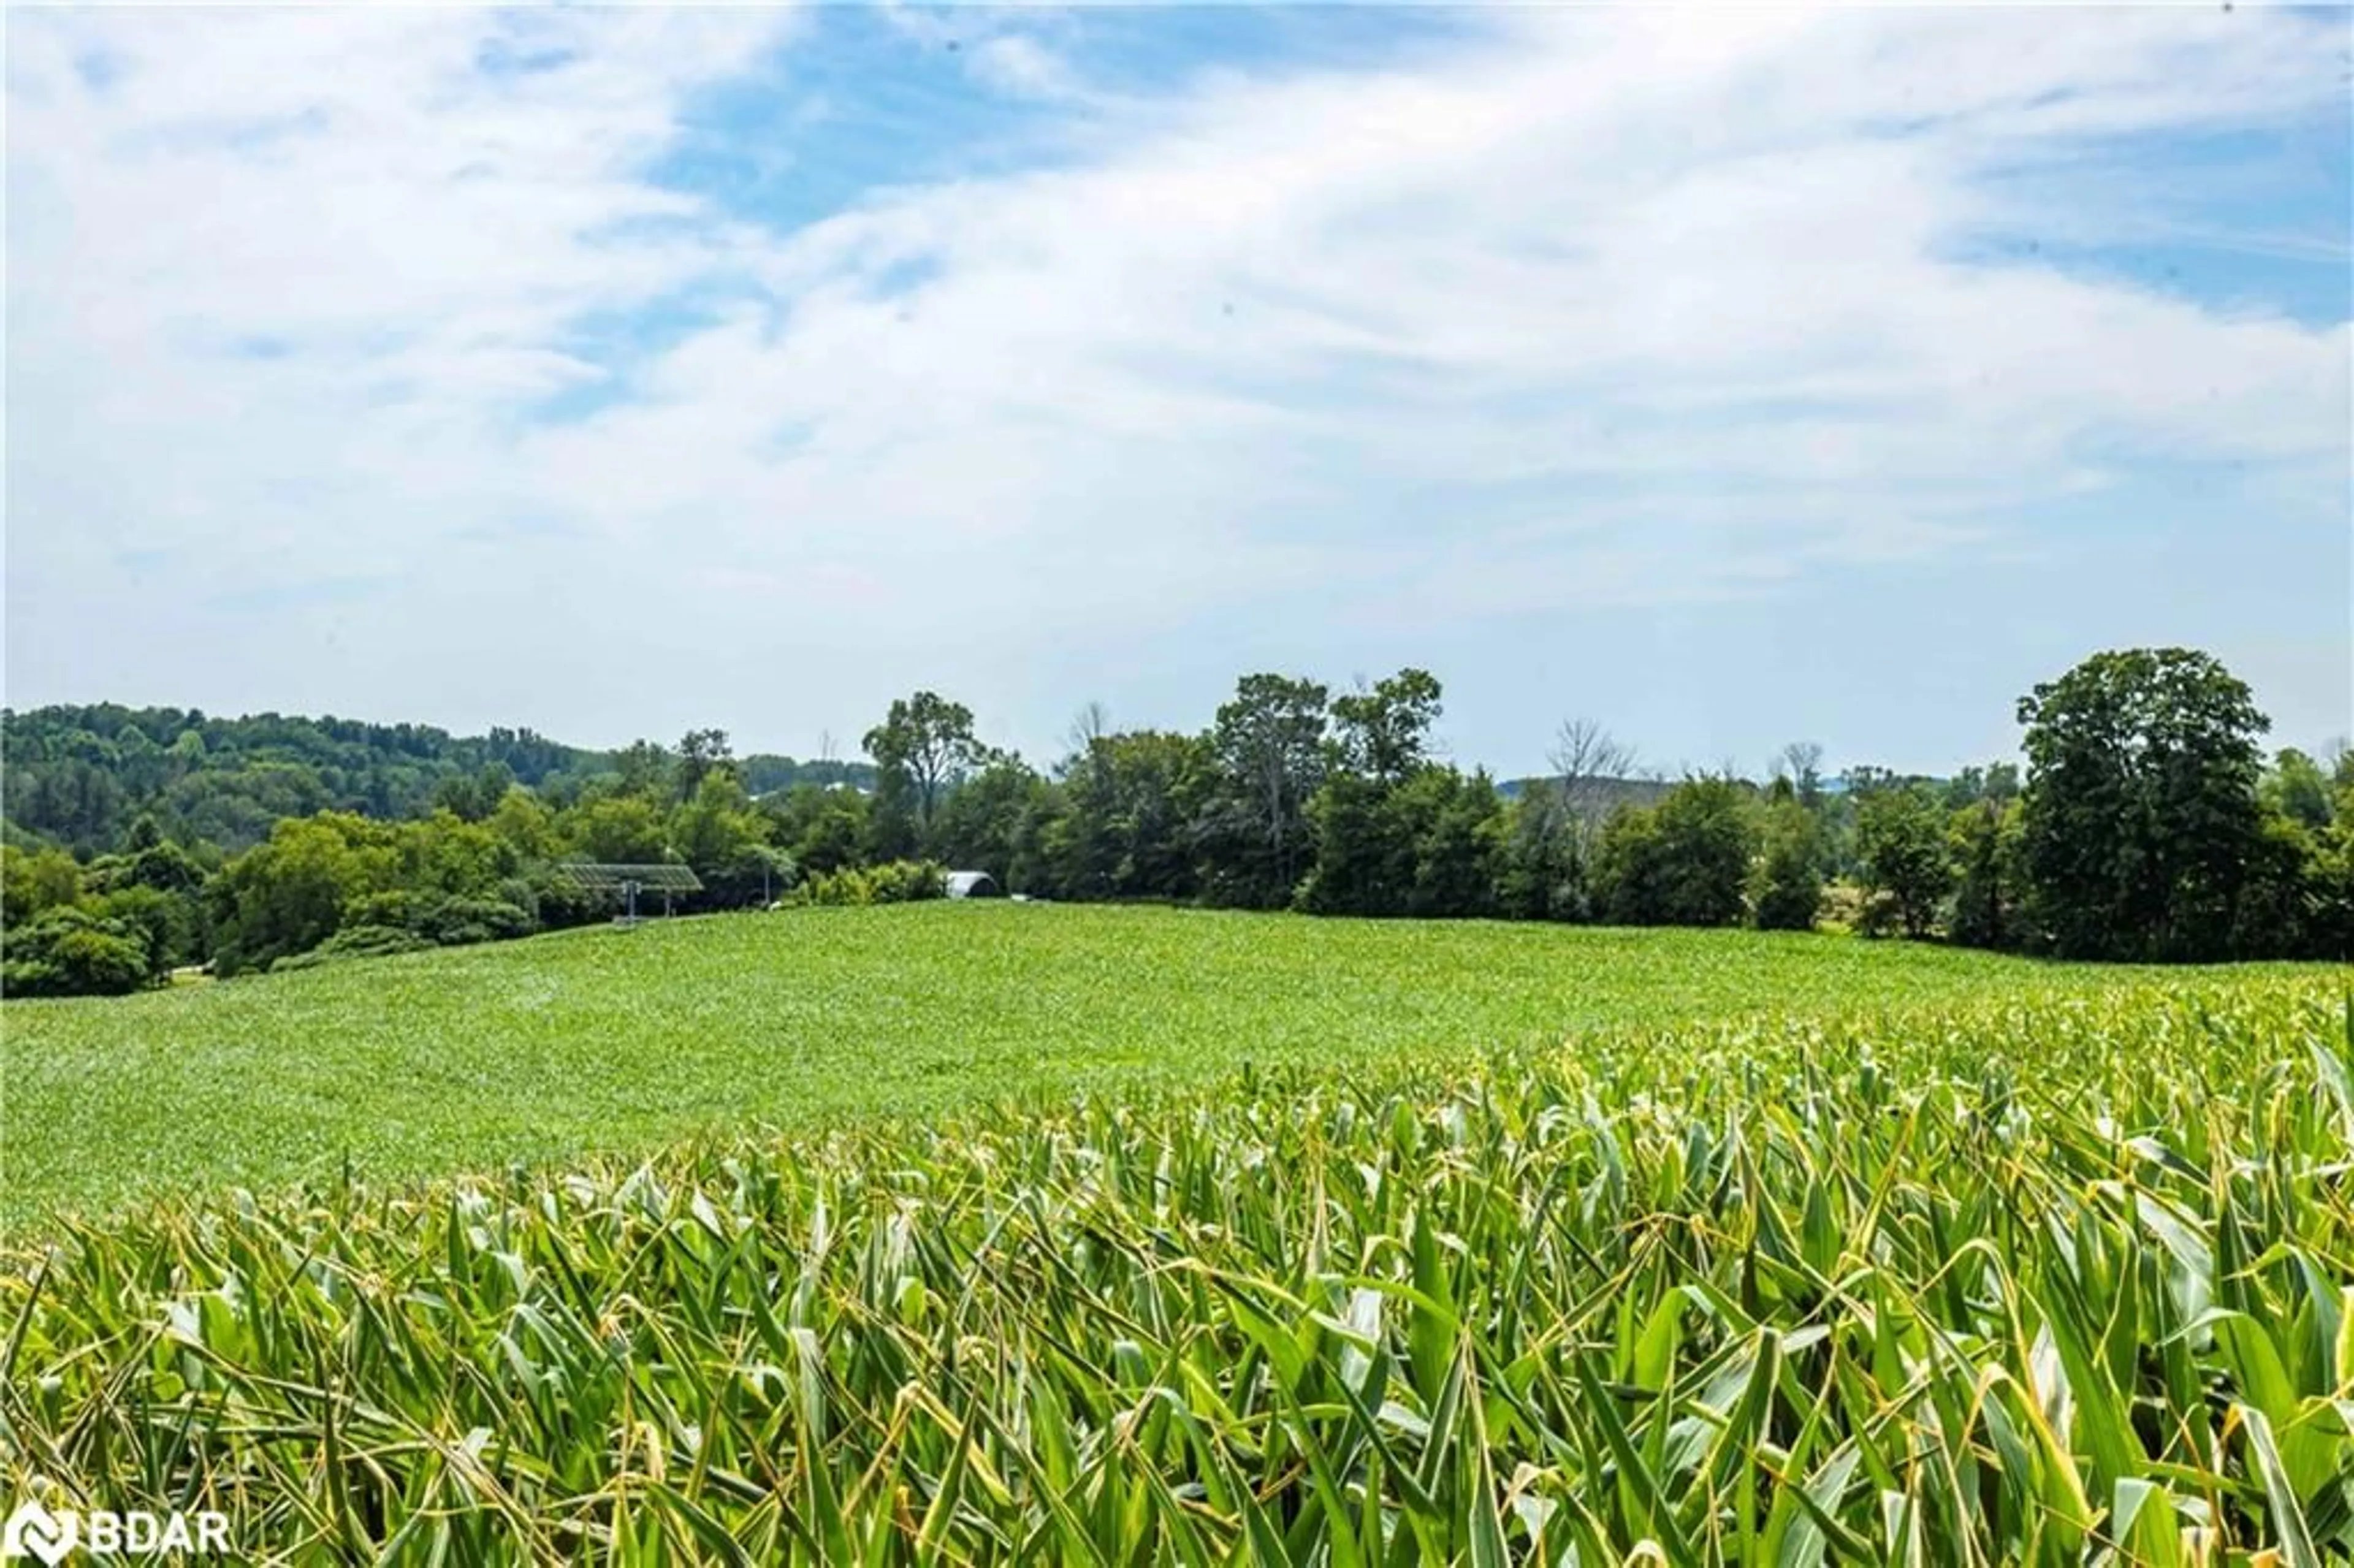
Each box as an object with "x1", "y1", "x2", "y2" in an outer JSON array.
[
  {"x1": 1775, "y1": 740, "x2": 1826, "y2": 807},
  {"x1": 1067, "y1": 701, "x2": 1112, "y2": 758},
  {"x1": 1062, "y1": 700, "x2": 1114, "y2": 785},
  {"x1": 1549, "y1": 718, "x2": 1637, "y2": 850}
]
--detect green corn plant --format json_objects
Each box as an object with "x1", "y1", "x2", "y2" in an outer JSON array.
[{"x1": 2, "y1": 976, "x2": 2347, "y2": 1564}]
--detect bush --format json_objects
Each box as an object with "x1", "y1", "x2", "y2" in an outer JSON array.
[
  {"x1": 91, "y1": 883, "x2": 204, "y2": 979},
  {"x1": 1, "y1": 844, "x2": 86, "y2": 924},
  {"x1": 343, "y1": 889, "x2": 419, "y2": 930},
  {"x1": 494, "y1": 877, "x2": 543, "y2": 926},
  {"x1": 2, "y1": 908, "x2": 153, "y2": 997},
  {"x1": 414, "y1": 895, "x2": 537, "y2": 947},
  {"x1": 1816, "y1": 878, "x2": 1868, "y2": 934},
  {"x1": 272, "y1": 924, "x2": 435, "y2": 971},
  {"x1": 783, "y1": 859, "x2": 948, "y2": 907},
  {"x1": 335, "y1": 888, "x2": 535, "y2": 951},
  {"x1": 1852, "y1": 888, "x2": 1910, "y2": 940}
]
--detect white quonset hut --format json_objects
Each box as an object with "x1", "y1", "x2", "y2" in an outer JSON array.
[{"x1": 943, "y1": 870, "x2": 1002, "y2": 899}]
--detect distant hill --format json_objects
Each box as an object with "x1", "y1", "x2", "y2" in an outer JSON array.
[
  {"x1": 740, "y1": 755, "x2": 875, "y2": 797},
  {"x1": 0, "y1": 703, "x2": 874, "y2": 856},
  {"x1": 1496, "y1": 775, "x2": 1675, "y2": 812}
]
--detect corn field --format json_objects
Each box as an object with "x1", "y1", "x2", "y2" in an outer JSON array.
[{"x1": 4, "y1": 976, "x2": 2350, "y2": 1564}]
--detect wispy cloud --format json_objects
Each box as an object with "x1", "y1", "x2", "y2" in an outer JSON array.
[{"x1": 6, "y1": 6, "x2": 2345, "y2": 765}]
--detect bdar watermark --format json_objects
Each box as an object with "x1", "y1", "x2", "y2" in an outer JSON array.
[{"x1": 3, "y1": 1498, "x2": 230, "y2": 1564}]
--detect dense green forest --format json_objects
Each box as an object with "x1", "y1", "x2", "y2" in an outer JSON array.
[
  {"x1": 0, "y1": 704, "x2": 874, "y2": 856},
  {"x1": 4, "y1": 647, "x2": 2347, "y2": 994}
]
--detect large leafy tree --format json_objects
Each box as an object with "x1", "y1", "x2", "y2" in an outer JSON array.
[
  {"x1": 863, "y1": 692, "x2": 983, "y2": 857},
  {"x1": 1946, "y1": 799, "x2": 2024, "y2": 950},
  {"x1": 566, "y1": 794, "x2": 671, "y2": 864},
  {"x1": 667, "y1": 771, "x2": 786, "y2": 907},
  {"x1": 1388, "y1": 766, "x2": 1505, "y2": 918},
  {"x1": 676, "y1": 729, "x2": 735, "y2": 803},
  {"x1": 766, "y1": 784, "x2": 872, "y2": 879},
  {"x1": 1496, "y1": 789, "x2": 1580, "y2": 921},
  {"x1": 432, "y1": 762, "x2": 516, "y2": 823},
  {"x1": 1329, "y1": 668, "x2": 1442, "y2": 785},
  {"x1": 933, "y1": 752, "x2": 1056, "y2": 889},
  {"x1": 612, "y1": 740, "x2": 676, "y2": 802},
  {"x1": 1302, "y1": 669, "x2": 1452, "y2": 915},
  {"x1": 1297, "y1": 772, "x2": 1402, "y2": 915},
  {"x1": 1750, "y1": 785, "x2": 1824, "y2": 932},
  {"x1": 207, "y1": 812, "x2": 404, "y2": 975},
  {"x1": 2016, "y1": 647, "x2": 2268, "y2": 961},
  {"x1": 1049, "y1": 729, "x2": 1212, "y2": 901},
  {"x1": 669, "y1": 773, "x2": 763, "y2": 866},
  {"x1": 1594, "y1": 777, "x2": 1754, "y2": 927},
  {"x1": 2262, "y1": 747, "x2": 2334, "y2": 831},
  {"x1": 1853, "y1": 782, "x2": 1954, "y2": 938},
  {"x1": 1199, "y1": 674, "x2": 1329, "y2": 908},
  {"x1": 2, "y1": 843, "x2": 85, "y2": 921}
]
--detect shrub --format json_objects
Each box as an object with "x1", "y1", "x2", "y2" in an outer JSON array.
[
  {"x1": 414, "y1": 895, "x2": 537, "y2": 947},
  {"x1": 2, "y1": 907, "x2": 153, "y2": 997},
  {"x1": 343, "y1": 889, "x2": 419, "y2": 930},
  {"x1": 91, "y1": 883, "x2": 202, "y2": 979},
  {"x1": 262, "y1": 888, "x2": 536, "y2": 970},
  {"x1": 272, "y1": 924, "x2": 435, "y2": 971},
  {"x1": 784, "y1": 859, "x2": 948, "y2": 907},
  {"x1": 493, "y1": 877, "x2": 543, "y2": 926},
  {"x1": 1815, "y1": 877, "x2": 1868, "y2": 933},
  {"x1": 1, "y1": 843, "x2": 85, "y2": 924},
  {"x1": 1853, "y1": 887, "x2": 1910, "y2": 940}
]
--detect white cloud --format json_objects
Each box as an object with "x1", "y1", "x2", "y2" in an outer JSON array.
[
  {"x1": 6, "y1": 6, "x2": 2345, "y2": 761},
  {"x1": 966, "y1": 34, "x2": 1085, "y2": 102}
]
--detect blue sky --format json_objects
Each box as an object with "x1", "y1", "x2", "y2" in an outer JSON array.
[{"x1": 7, "y1": 6, "x2": 2348, "y2": 778}]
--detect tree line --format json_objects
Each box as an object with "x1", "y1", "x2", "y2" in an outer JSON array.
[
  {"x1": 0, "y1": 702, "x2": 873, "y2": 858},
  {"x1": 3, "y1": 647, "x2": 2346, "y2": 995}
]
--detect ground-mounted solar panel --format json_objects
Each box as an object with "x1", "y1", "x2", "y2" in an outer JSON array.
[
  {"x1": 551, "y1": 861, "x2": 704, "y2": 922},
  {"x1": 551, "y1": 862, "x2": 704, "y2": 891}
]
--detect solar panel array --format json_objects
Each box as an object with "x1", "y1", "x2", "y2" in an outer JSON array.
[{"x1": 549, "y1": 861, "x2": 706, "y2": 894}]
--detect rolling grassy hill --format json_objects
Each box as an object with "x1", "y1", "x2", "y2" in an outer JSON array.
[{"x1": 2, "y1": 902, "x2": 2327, "y2": 1228}]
